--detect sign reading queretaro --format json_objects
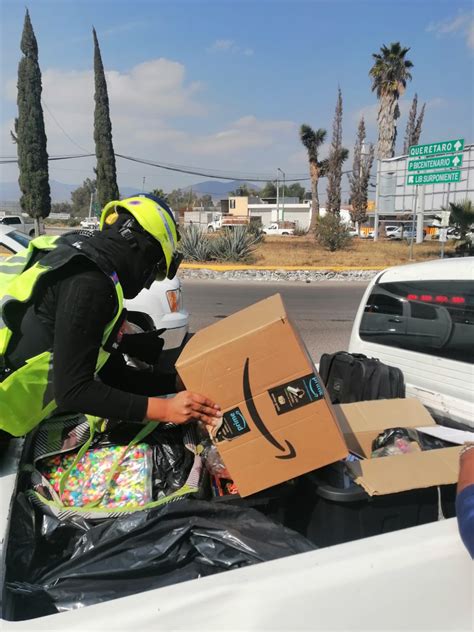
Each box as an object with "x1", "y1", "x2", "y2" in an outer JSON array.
[
  {"x1": 409, "y1": 138, "x2": 464, "y2": 157},
  {"x1": 408, "y1": 154, "x2": 463, "y2": 172},
  {"x1": 406, "y1": 170, "x2": 461, "y2": 186}
]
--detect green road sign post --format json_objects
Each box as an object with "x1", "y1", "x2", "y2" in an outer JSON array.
[
  {"x1": 409, "y1": 138, "x2": 464, "y2": 158},
  {"x1": 408, "y1": 154, "x2": 463, "y2": 171},
  {"x1": 406, "y1": 170, "x2": 461, "y2": 186}
]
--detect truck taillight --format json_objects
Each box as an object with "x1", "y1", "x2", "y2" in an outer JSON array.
[{"x1": 166, "y1": 289, "x2": 181, "y2": 313}]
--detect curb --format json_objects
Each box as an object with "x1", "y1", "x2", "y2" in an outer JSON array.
[{"x1": 180, "y1": 263, "x2": 385, "y2": 272}]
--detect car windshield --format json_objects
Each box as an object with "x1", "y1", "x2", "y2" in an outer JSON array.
[{"x1": 7, "y1": 229, "x2": 31, "y2": 248}]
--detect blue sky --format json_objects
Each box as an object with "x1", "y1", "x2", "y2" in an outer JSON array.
[{"x1": 0, "y1": 0, "x2": 473, "y2": 196}]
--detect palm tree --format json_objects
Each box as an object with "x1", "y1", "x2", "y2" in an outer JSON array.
[
  {"x1": 448, "y1": 200, "x2": 474, "y2": 241},
  {"x1": 299, "y1": 125, "x2": 328, "y2": 230},
  {"x1": 369, "y1": 42, "x2": 413, "y2": 159}
]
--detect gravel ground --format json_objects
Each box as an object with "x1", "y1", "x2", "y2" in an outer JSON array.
[{"x1": 180, "y1": 268, "x2": 380, "y2": 283}]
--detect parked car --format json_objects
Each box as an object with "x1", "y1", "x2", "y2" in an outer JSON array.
[
  {"x1": 262, "y1": 222, "x2": 295, "y2": 236},
  {"x1": 80, "y1": 217, "x2": 100, "y2": 230},
  {"x1": 384, "y1": 225, "x2": 400, "y2": 238},
  {"x1": 0, "y1": 226, "x2": 189, "y2": 349},
  {"x1": 349, "y1": 256, "x2": 474, "y2": 429},
  {"x1": 388, "y1": 227, "x2": 426, "y2": 240},
  {"x1": 0, "y1": 214, "x2": 37, "y2": 238}
]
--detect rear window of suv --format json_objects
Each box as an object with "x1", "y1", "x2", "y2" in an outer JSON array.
[{"x1": 360, "y1": 280, "x2": 474, "y2": 364}]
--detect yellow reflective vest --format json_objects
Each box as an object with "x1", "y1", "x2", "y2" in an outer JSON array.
[{"x1": 0, "y1": 235, "x2": 123, "y2": 436}]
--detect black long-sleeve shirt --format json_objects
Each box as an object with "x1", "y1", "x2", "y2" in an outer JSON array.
[{"x1": 6, "y1": 259, "x2": 176, "y2": 421}]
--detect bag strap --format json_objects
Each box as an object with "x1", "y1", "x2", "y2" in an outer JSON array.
[{"x1": 58, "y1": 415, "x2": 99, "y2": 500}]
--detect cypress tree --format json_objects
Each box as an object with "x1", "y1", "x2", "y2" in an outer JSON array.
[
  {"x1": 93, "y1": 28, "x2": 119, "y2": 208},
  {"x1": 15, "y1": 9, "x2": 51, "y2": 232},
  {"x1": 403, "y1": 93, "x2": 426, "y2": 153},
  {"x1": 326, "y1": 88, "x2": 348, "y2": 215}
]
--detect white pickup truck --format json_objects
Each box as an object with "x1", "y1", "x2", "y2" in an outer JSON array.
[
  {"x1": 262, "y1": 222, "x2": 295, "y2": 236},
  {"x1": 0, "y1": 215, "x2": 36, "y2": 237}
]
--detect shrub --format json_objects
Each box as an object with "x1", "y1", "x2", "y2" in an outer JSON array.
[
  {"x1": 211, "y1": 226, "x2": 261, "y2": 263},
  {"x1": 180, "y1": 224, "x2": 213, "y2": 262},
  {"x1": 293, "y1": 225, "x2": 309, "y2": 236},
  {"x1": 315, "y1": 214, "x2": 352, "y2": 251}
]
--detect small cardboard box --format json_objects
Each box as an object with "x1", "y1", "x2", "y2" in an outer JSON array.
[
  {"x1": 176, "y1": 294, "x2": 348, "y2": 496},
  {"x1": 333, "y1": 398, "x2": 462, "y2": 495}
]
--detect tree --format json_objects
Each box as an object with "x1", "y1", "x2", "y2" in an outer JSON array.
[
  {"x1": 326, "y1": 88, "x2": 349, "y2": 215},
  {"x1": 71, "y1": 178, "x2": 96, "y2": 218},
  {"x1": 448, "y1": 200, "x2": 474, "y2": 241},
  {"x1": 299, "y1": 125, "x2": 328, "y2": 230},
  {"x1": 93, "y1": 28, "x2": 119, "y2": 208},
  {"x1": 349, "y1": 118, "x2": 375, "y2": 232},
  {"x1": 197, "y1": 194, "x2": 214, "y2": 209},
  {"x1": 369, "y1": 42, "x2": 413, "y2": 159},
  {"x1": 151, "y1": 188, "x2": 166, "y2": 199},
  {"x1": 14, "y1": 10, "x2": 51, "y2": 235},
  {"x1": 260, "y1": 181, "x2": 306, "y2": 201},
  {"x1": 167, "y1": 188, "x2": 197, "y2": 210},
  {"x1": 403, "y1": 93, "x2": 426, "y2": 153},
  {"x1": 51, "y1": 201, "x2": 73, "y2": 215},
  {"x1": 259, "y1": 181, "x2": 277, "y2": 198},
  {"x1": 229, "y1": 183, "x2": 259, "y2": 197}
]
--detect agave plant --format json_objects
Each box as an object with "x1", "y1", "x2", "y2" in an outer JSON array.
[
  {"x1": 211, "y1": 226, "x2": 261, "y2": 263},
  {"x1": 179, "y1": 224, "x2": 213, "y2": 262}
]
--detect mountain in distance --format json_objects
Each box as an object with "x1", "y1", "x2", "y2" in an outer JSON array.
[
  {"x1": 182, "y1": 180, "x2": 261, "y2": 199},
  {"x1": 0, "y1": 179, "x2": 260, "y2": 204}
]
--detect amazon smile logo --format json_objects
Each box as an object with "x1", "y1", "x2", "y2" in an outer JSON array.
[{"x1": 243, "y1": 358, "x2": 296, "y2": 460}]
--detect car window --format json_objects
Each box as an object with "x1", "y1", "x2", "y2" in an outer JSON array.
[
  {"x1": 7, "y1": 230, "x2": 31, "y2": 248},
  {"x1": 2, "y1": 217, "x2": 21, "y2": 225},
  {"x1": 360, "y1": 280, "x2": 474, "y2": 363},
  {"x1": 364, "y1": 292, "x2": 403, "y2": 316}
]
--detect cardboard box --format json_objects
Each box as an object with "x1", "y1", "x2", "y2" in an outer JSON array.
[
  {"x1": 176, "y1": 294, "x2": 348, "y2": 496},
  {"x1": 333, "y1": 398, "x2": 462, "y2": 496}
]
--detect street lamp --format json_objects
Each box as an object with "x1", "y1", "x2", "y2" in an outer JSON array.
[{"x1": 277, "y1": 167, "x2": 285, "y2": 222}]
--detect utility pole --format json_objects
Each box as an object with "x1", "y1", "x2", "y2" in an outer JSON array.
[
  {"x1": 278, "y1": 167, "x2": 285, "y2": 222},
  {"x1": 88, "y1": 190, "x2": 93, "y2": 219},
  {"x1": 276, "y1": 176, "x2": 280, "y2": 223},
  {"x1": 374, "y1": 159, "x2": 380, "y2": 241},
  {"x1": 142, "y1": 176, "x2": 146, "y2": 192}
]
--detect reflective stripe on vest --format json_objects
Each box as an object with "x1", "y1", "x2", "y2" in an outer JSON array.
[{"x1": 0, "y1": 236, "x2": 123, "y2": 436}]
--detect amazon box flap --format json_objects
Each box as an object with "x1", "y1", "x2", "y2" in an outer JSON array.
[
  {"x1": 176, "y1": 294, "x2": 348, "y2": 496},
  {"x1": 333, "y1": 399, "x2": 462, "y2": 495}
]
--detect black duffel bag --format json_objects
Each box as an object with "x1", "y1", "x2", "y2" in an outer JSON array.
[{"x1": 319, "y1": 351, "x2": 405, "y2": 404}]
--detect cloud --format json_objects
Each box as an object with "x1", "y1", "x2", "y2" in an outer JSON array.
[
  {"x1": 2, "y1": 57, "x2": 300, "y2": 187},
  {"x1": 207, "y1": 39, "x2": 254, "y2": 56},
  {"x1": 427, "y1": 11, "x2": 474, "y2": 50}
]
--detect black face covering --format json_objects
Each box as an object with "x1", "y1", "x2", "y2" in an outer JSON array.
[{"x1": 86, "y1": 217, "x2": 164, "y2": 299}]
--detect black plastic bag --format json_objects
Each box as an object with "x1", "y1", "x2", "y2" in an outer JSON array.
[{"x1": 4, "y1": 497, "x2": 314, "y2": 619}]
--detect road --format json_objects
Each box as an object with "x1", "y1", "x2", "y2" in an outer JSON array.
[{"x1": 182, "y1": 279, "x2": 369, "y2": 361}]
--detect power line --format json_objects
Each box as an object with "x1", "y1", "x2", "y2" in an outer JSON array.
[
  {"x1": 1, "y1": 150, "x2": 376, "y2": 185},
  {"x1": 42, "y1": 100, "x2": 92, "y2": 153}
]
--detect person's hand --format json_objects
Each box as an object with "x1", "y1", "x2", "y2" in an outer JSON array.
[
  {"x1": 147, "y1": 391, "x2": 221, "y2": 426},
  {"x1": 164, "y1": 392, "x2": 222, "y2": 425}
]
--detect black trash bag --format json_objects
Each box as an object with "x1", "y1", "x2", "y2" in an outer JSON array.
[
  {"x1": 372, "y1": 426, "x2": 456, "y2": 455},
  {"x1": 4, "y1": 497, "x2": 314, "y2": 619}
]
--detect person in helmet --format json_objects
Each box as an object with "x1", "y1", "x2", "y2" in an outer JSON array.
[{"x1": 0, "y1": 195, "x2": 221, "y2": 437}]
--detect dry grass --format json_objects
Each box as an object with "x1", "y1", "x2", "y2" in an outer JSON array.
[{"x1": 252, "y1": 236, "x2": 455, "y2": 267}]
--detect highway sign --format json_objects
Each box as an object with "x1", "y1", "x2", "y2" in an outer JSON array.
[
  {"x1": 408, "y1": 154, "x2": 463, "y2": 171},
  {"x1": 406, "y1": 170, "x2": 461, "y2": 186},
  {"x1": 409, "y1": 138, "x2": 464, "y2": 158}
]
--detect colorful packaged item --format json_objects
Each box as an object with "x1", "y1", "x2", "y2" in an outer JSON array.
[{"x1": 40, "y1": 443, "x2": 153, "y2": 508}]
